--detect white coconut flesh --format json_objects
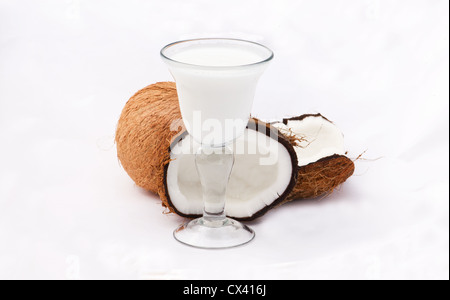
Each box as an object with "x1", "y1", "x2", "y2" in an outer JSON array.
[
  {"x1": 166, "y1": 128, "x2": 295, "y2": 219},
  {"x1": 274, "y1": 115, "x2": 345, "y2": 166}
]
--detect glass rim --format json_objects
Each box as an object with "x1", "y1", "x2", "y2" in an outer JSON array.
[{"x1": 160, "y1": 38, "x2": 274, "y2": 69}]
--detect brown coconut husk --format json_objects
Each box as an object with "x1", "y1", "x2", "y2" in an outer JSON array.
[
  {"x1": 115, "y1": 82, "x2": 183, "y2": 211},
  {"x1": 115, "y1": 82, "x2": 355, "y2": 218},
  {"x1": 284, "y1": 154, "x2": 355, "y2": 201}
]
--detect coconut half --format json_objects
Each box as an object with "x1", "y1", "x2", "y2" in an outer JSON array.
[
  {"x1": 274, "y1": 114, "x2": 355, "y2": 200},
  {"x1": 165, "y1": 119, "x2": 298, "y2": 221}
]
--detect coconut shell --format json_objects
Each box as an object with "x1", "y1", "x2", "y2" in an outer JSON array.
[
  {"x1": 285, "y1": 154, "x2": 354, "y2": 201},
  {"x1": 115, "y1": 82, "x2": 183, "y2": 210},
  {"x1": 115, "y1": 82, "x2": 355, "y2": 217},
  {"x1": 280, "y1": 115, "x2": 355, "y2": 201}
]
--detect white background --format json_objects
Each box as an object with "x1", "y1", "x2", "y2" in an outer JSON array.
[{"x1": 0, "y1": 0, "x2": 448, "y2": 280}]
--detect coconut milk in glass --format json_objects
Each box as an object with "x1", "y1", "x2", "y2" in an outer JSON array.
[{"x1": 162, "y1": 40, "x2": 272, "y2": 146}]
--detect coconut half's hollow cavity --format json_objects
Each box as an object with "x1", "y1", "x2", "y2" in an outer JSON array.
[{"x1": 165, "y1": 118, "x2": 298, "y2": 221}]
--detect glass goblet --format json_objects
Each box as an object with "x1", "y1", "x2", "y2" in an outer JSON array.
[{"x1": 161, "y1": 38, "x2": 273, "y2": 248}]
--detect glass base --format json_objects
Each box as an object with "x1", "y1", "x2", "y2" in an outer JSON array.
[{"x1": 174, "y1": 217, "x2": 255, "y2": 249}]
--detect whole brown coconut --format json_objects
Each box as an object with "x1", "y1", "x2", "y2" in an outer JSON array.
[
  {"x1": 115, "y1": 82, "x2": 183, "y2": 208},
  {"x1": 116, "y1": 82, "x2": 355, "y2": 219}
]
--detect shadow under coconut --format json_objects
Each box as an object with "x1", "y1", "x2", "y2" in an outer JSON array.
[
  {"x1": 291, "y1": 183, "x2": 358, "y2": 205},
  {"x1": 245, "y1": 181, "x2": 361, "y2": 225},
  {"x1": 135, "y1": 186, "x2": 160, "y2": 200}
]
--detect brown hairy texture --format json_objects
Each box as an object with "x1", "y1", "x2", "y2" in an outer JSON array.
[
  {"x1": 273, "y1": 123, "x2": 306, "y2": 148},
  {"x1": 115, "y1": 82, "x2": 355, "y2": 219},
  {"x1": 115, "y1": 82, "x2": 183, "y2": 211},
  {"x1": 284, "y1": 154, "x2": 355, "y2": 202}
]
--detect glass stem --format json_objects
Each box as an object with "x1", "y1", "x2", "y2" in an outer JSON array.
[{"x1": 195, "y1": 144, "x2": 234, "y2": 226}]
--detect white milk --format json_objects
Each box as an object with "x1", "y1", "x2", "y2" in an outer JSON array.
[
  {"x1": 170, "y1": 45, "x2": 263, "y2": 66},
  {"x1": 162, "y1": 41, "x2": 272, "y2": 146}
]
